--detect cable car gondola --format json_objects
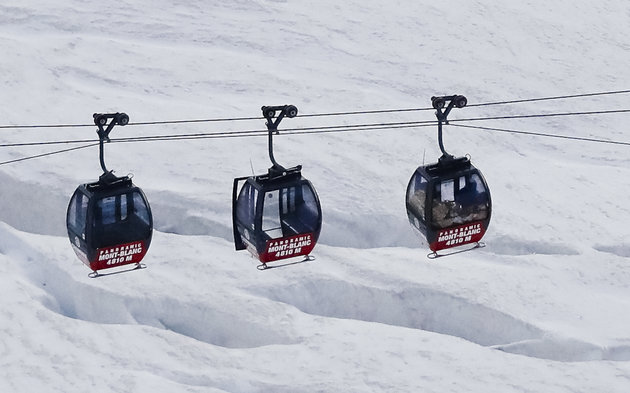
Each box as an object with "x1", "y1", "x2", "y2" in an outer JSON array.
[
  {"x1": 232, "y1": 105, "x2": 322, "y2": 269},
  {"x1": 405, "y1": 95, "x2": 491, "y2": 257},
  {"x1": 66, "y1": 113, "x2": 153, "y2": 277}
]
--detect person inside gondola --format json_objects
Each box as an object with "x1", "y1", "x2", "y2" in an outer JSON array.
[{"x1": 455, "y1": 174, "x2": 488, "y2": 223}]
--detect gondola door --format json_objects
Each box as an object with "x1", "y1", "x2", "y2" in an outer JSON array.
[
  {"x1": 67, "y1": 187, "x2": 90, "y2": 265},
  {"x1": 233, "y1": 177, "x2": 261, "y2": 258}
]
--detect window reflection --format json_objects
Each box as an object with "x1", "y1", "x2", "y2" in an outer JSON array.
[{"x1": 432, "y1": 173, "x2": 489, "y2": 228}]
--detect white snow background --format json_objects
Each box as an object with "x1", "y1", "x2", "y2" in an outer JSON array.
[{"x1": 1, "y1": 1, "x2": 629, "y2": 392}]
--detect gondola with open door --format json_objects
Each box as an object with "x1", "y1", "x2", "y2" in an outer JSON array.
[
  {"x1": 406, "y1": 95, "x2": 491, "y2": 258},
  {"x1": 232, "y1": 105, "x2": 322, "y2": 269},
  {"x1": 66, "y1": 113, "x2": 153, "y2": 277}
]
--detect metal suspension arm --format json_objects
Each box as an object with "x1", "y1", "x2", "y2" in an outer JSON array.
[
  {"x1": 431, "y1": 95, "x2": 467, "y2": 160},
  {"x1": 93, "y1": 112, "x2": 129, "y2": 174},
  {"x1": 261, "y1": 105, "x2": 298, "y2": 171}
]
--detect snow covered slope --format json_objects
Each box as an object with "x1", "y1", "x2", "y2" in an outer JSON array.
[{"x1": 1, "y1": 1, "x2": 629, "y2": 392}]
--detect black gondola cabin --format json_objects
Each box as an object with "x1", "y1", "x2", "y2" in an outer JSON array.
[
  {"x1": 405, "y1": 95, "x2": 492, "y2": 255},
  {"x1": 233, "y1": 167, "x2": 322, "y2": 263},
  {"x1": 67, "y1": 175, "x2": 153, "y2": 271},
  {"x1": 232, "y1": 105, "x2": 323, "y2": 265},
  {"x1": 406, "y1": 156, "x2": 491, "y2": 252},
  {"x1": 66, "y1": 112, "x2": 153, "y2": 275}
]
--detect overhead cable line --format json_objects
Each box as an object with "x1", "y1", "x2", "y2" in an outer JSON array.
[
  {"x1": 2, "y1": 106, "x2": 630, "y2": 150},
  {"x1": 298, "y1": 107, "x2": 434, "y2": 118},
  {"x1": 132, "y1": 108, "x2": 436, "y2": 123},
  {"x1": 0, "y1": 111, "x2": 436, "y2": 130},
  {"x1": 0, "y1": 123, "x2": 94, "y2": 130},
  {"x1": 0, "y1": 123, "x2": 440, "y2": 166},
  {"x1": 467, "y1": 89, "x2": 630, "y2": 107},
  {"x1": 0, "y1": 143, "x2": 99, "y2": 166},
  {"x1": 2, "y1": 106, "x2": 629, "y2": 148},
  {"x1": 0, "y1": 120, "x2": 439, "y2": 148},
  {"x1": 450, "y1": 124, "x2": 630, "y2": 146},
  {"x1": 111, "y1": 122, "x2": 439, "y2": 144},
  {"x1": 0, "y1": 116, "x2": 263, "y2": 130},
  {"x1": 1, "y1": 107, "x2": 629, "y2": 150},
  {"x1": 130, "y1": 116, "x2": 262, "y2": 126},
  {"x1": 2, "y1": 114, "x2": 630, "y2": 167},
  {"x1": 1, "y1": 91, "x2": 630, "y2": 165},
  {"x1": 451, "y1": 108, "x2": 630, "y2": 123},
  {"x1": 1, "y1": 89, "x2": 628, "y2": 130},
  {"x1": 0, "y1": 139, "x2": 96, "y2": 148}
]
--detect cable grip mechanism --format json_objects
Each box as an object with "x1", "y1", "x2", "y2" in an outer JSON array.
[{"x1": 430, "y1": 95, "x2": 467, "y2": 161}]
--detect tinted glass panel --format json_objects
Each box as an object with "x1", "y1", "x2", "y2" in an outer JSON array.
[
  {"x1": 132, "y1": 192, "x2": 151, "y2": 226},
  {"x1": 407, "y1": 172, "x2": 428, "y2": 221},
  {"x1": 68, "y1": 191, "x2": 88, "y2": 237},
  {"x1": 432, "y1": 173, "x2": 489, "y2": 228},
  {"x1": 92, "y1": 191, "x2": 152, "y2": 248},
  {"x1": 262, "y1": 190, "x2": 282, "y2": 238},
  {"x1": 236, "y1": 183, "x2": 257, "y2": 230},
  {"x1": 98, "y1": 196, "x2": 117, "y2": 225},
  {"x1": 277, "y1": 183, "x2": 320, "y2": 236},
  {"x1": 298, "y1": 184, "x2": 319, "y2": 230},
  {"x1": 454, "y1": 173, "x2": 489, "y2": 223}
]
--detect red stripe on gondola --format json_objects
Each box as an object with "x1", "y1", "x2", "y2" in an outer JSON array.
[
  {"x1": 260, "y1": 233, "x2": 315, "y2": 263},
  {"x1": 430, "y1": 221, "x2": 486, "y2": 252},
  {"x1": 89, "y1": 240, "x2": 148, "y2": 271}
]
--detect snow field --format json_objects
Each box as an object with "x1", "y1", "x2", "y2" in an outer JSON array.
[{"x1": 1, "y1": 0, "x2": 630, "y2": 392}]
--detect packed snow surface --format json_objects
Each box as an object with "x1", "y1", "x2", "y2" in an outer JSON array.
[{"x1": 1, "y1": 1, "x2": 629, "y2": 392}]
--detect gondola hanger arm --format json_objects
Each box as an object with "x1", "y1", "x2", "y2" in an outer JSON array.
[
  {"x1": 93, "y1": 112, "x2": 129, "y2": 176},
  {"x1": 430, "y1": 95, "x2": 467, "y2": 161},
  {"x1": 261, "y1": 105, "x2": 298, "y2": 174}
]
